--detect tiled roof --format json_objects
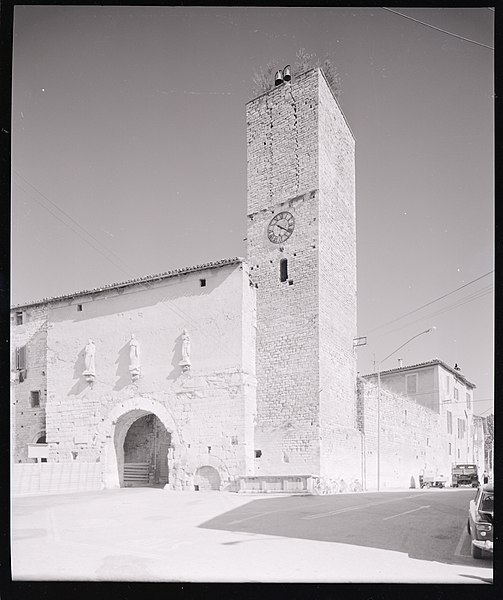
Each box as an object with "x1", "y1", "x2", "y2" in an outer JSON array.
[
  {"x1": 11, "y1": 257, "x2": 245, "y2": 309},
  {"x1": 362, "y1": 358, "x2": 476, "y2": 389}
]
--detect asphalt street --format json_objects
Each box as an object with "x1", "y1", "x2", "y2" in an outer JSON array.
[{"x1": 11, "y1": 487, "x2": 493, "y2": 583}]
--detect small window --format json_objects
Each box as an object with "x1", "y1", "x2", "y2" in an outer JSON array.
[
  {"x1": 458, "y1": 418, "x2": 465, "y2": 439},
  {"x1": 255, "y1": 450, "x2": 262, "y2": 458},
  {"x1": 458, "y1": 448, "x2": 460, "y2": 459},
  {"x1": 200, "y1": 279, "x2": 206, "y2": 287},
  {"x1": 466, "y1": 392, "x2": 471, "y2": 410},
  {"x1": 207, "y1": 446, "x2": 211, "y2": 454},
  {"x1": 280, "y1": 259, "x2": 288, "y2": 283},
  {"x1": 15, "y1": 311, "x2": 23, "y2": 325},
  {"x1": 448, "y1": 443, "x2": 452, "y2": 455},
  {"x1": 406, "y1": 374, "x2": 418, "y2": 395},
  {"x1": 77, "y1": 304, "x2": 83, "y2": 312},
  {"x1": 454, "y1": 387, "x2": 459, "y2": 401},
  {"x1": 30, "y1": 391, "x2": 40, "y2": 408},
  {"x1": 446, "y1": 375, "x2": 450, "y2": 393},
  {"x1": 230, "y1": 436, "x2": 238, "y2": 446}
]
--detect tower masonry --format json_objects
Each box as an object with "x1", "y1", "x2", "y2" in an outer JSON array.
[{"x1": 246, "y1": 67, "x2": 360, "y2": 480}]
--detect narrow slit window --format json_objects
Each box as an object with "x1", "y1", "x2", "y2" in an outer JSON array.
[
  {"x1": 15, "y1": 312, "x2": 23, "y2": 325},
  {"x1": 77, "y1": 304, "x2": 83, "y2": 312},
  {"x1": 280, "y1": 259, "x2": 288, "y2": 282},
  {"x1": 30, "y1": 390, "x2": 40, "y2": 408},
  {"x1": 200, "y1": 279, "x2": 206, "y2": 287}
]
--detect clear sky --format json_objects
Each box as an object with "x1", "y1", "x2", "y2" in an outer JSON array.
[{"x1": 11, "y1": 6, "x2": 494, "y2": 416}]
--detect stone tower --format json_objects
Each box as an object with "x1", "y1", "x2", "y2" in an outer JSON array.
[{"x1": 246, "y1": 67, "x2": 360, "y2": 481}]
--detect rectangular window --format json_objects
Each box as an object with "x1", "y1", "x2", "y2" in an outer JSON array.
[
  {"x1": 15, "y1": 311, "x2": 23, "y2": 325},
  {"x1": 454, "y1": 387, "x2": 459, "y2": 401},
  {"x1": 406, "y1": 373, "x2": 418, "y2": 395},
  {"x1": 77, "y1": 304, "x2": 83, "y2": 311},
  {"x1": 280, "y1": 259, "x2": 288, "y2": 282},
  {"x1": 447, "y1": 411, "x2": 452, "y2": 434},
  {"x1": 199, "y1": 279, "x2": 206, "y2": 287},
  {"x1": 449, "y1": 442, "x2": 452, "y2": 455},
  {"x1": 230, "y1": 436, "x2": 238, "y2": 445},
  {"x1": 466, "y1": 392, "x2": 471, "y2": 410},
  {"x1": 458, "y1": 418, "x2": 465, "y2": 439},
  {"x1": 30, "y1": 391, "x2": 40, "y2": 408},
  {"x1": 446, "y1": 375, "x2": 450, "y2": 393}
]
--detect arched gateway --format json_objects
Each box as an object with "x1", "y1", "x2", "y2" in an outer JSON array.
[{"x1": 100, "y1": 398, "x2": 181, "y2": 489}]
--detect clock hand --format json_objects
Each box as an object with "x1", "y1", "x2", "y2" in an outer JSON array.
[{"x1": 276, "y1": 224, "x2": 289, "y2": 232}]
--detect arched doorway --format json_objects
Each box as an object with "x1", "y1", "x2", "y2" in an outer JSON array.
[
  {"x1": 122, "y1": 414, "x2": 171, "y2": 487},
  {"x1": 194, "y1": 466, "x2": 221, "y2": 491},
  {"x1": 101, "y1": 398, "x2": 181, "y2": 490}
]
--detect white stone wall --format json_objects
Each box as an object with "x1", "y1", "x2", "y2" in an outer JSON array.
[
  {"x1": 37, "y1": 262, "x2": 256, "y2": 489},
  {"x1": 10, "y1": 305, "x2": 48, "y2": 462},
  {"x1": 357, "y1": 377, "x2": 451, "y2": 490},
  {"x1": 317, "y1": 69, "x2": 358, "y2": 478}
]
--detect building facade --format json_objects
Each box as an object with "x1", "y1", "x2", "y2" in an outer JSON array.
[
  {"x1": 11, "y1": 68, "x2": 481, "y2": 494},
  {"x1": 361, "y1": 359, "x2": 482, "y2": 487}
]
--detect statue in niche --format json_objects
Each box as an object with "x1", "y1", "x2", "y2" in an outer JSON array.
[
  {"x1": 129, "y1": 333, "x2": 141, "y2": 381},
  {"x1": 179, "y1": 329, "x2": 191, "y2": 372},
  {"x1": 83, "y1": 339, "x2": 96, "y2": 382}
]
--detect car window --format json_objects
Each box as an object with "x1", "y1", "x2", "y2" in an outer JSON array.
[{"x1": 480, "y1": 493, "x2": 493, "y2": 513}]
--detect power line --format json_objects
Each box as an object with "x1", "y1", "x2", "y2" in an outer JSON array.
[
  {"x1": 385, "y1": 284, "x2": 492, "y2": 336},
  {"x1": 13, "y1": 179, "x2": 131, "y2": 277},
  {"x1": 366, "y1": 271, "x2": 494, "y2": 335},
  {"x1": 13, "y1": 170, "x2": 132, "y2": 275},
  {"x1": 382, "y1": 7, "x2": 494, "y2": 50}
]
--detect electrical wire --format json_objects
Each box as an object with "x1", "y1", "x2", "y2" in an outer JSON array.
[
  {"x1": 13, "y1": 170, "x2": 132, "y2": 275},
  {"x1": 366, "y1": 270, "x2": 494, "y2": 336},
  {"x1": 382, "y1": 7, "x2": 494, "y2": 50},
  {"x1": 13, "y1": 179, "x2": 131, "y2": 277},
  {"x1": 379, "y1": 285, "x2": 493, "y2": 339}
]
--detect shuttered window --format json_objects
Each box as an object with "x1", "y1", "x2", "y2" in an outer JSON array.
[
  {"x1": 16, "y1": 346, "x2": 27, "y2": 382},
  {"x1": 406, "y1": 373, "x2": 418, "y2": 395}
]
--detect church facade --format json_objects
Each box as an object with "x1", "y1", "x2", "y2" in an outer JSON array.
[{"x1": 11, "y1": 68, "x2": 481, "y2": 494}]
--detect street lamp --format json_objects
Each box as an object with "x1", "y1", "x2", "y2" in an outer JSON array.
[{"x1": 376, "y1": 326, "x2": 436, "y2": 491}]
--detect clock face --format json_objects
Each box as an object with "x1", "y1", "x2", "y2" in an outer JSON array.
[{"x1": 267, "y1": 211, "x2": 295, "y2": 244}]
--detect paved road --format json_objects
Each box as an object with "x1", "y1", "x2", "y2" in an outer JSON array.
[{"x1": 11, "y1": 487, "x2": 492, "y2": 582}]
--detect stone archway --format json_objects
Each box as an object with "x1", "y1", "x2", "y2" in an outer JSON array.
[
  {"x1": 100, "y1": 397, "x2": 181, "y2": 489},
  {"x1": 194, "y1": 466, "x2": 221, "y2": 491}
]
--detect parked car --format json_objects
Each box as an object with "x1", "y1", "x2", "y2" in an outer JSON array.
[{"x1": 467, "y1": 483, "x2": 493, "y2": 558}]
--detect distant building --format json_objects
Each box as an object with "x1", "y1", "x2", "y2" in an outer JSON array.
[{"x1": 361, "y1": 359, "x2": 480, "y2": 486}]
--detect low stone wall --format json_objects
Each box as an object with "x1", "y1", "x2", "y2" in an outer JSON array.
[
  {"x1": 12, "y1": 462, "x2": 103, "y2": 496},
  {"x1": 237, "y1": 475, "x2": 315, "y2": 493}
]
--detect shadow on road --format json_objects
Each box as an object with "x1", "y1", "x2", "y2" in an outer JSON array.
[{"x1": 198, "y1": 492, "x2": 493, "y2": 570}]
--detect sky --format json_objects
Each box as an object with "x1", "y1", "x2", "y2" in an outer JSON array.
[{"x1": 11, "y1": 6, "x2": 494, "y2": 416}]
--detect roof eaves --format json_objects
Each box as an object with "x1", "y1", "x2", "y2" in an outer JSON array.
[
  {"x1": 361, "y1": 358, "x2": 476, "y2": 389},
  {"x1": 11, "y1": 257, "x2": 245, "y2": 310}
]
